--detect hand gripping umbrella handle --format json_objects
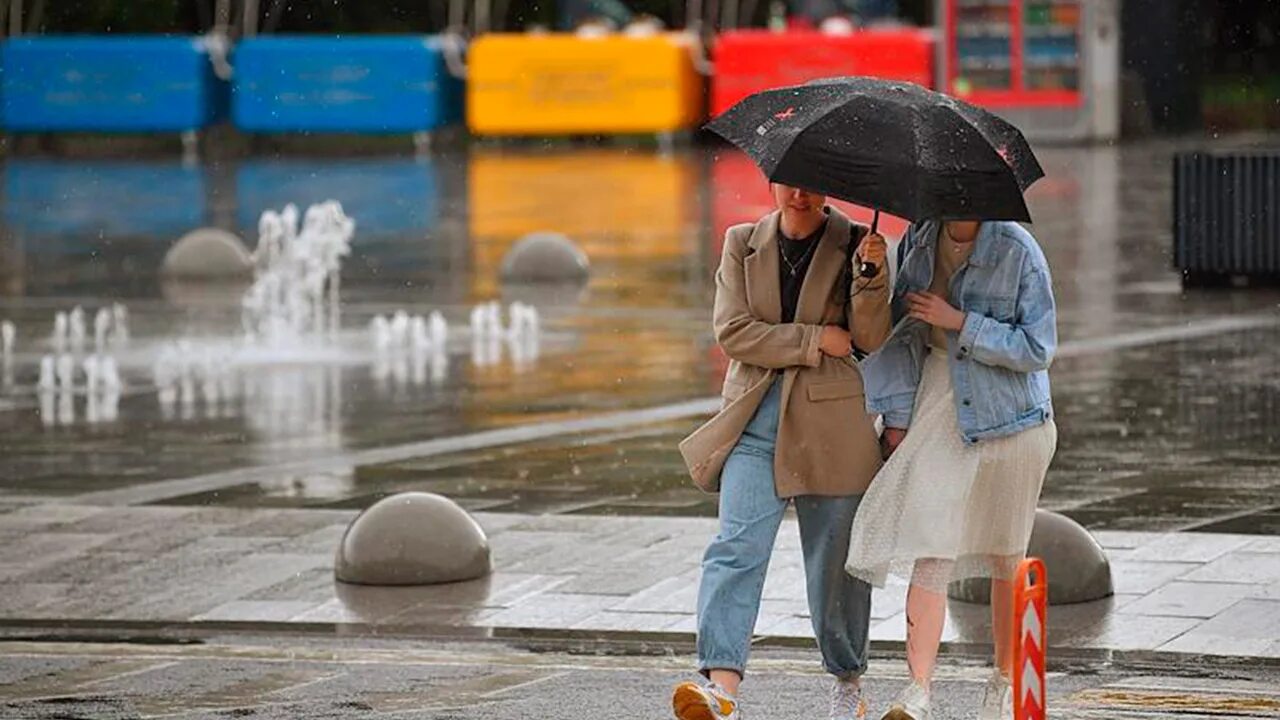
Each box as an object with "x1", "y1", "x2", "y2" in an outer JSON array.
[{"x1": 858, "y1": 211, "x2": 880, "y2": 279}]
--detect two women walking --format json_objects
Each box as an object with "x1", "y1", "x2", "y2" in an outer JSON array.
[{"x1": 674, "y1": 190, "x2": 1058, "y2": 720}]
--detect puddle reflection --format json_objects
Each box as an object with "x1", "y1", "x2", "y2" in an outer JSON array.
[{"x1": 1, "y1": 142, "x2": 1279, "y2": 532}]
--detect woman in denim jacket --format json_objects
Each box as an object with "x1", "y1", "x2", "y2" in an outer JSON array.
[{"x1": 845, "y1": 219, "x2": 1058, "y2": 720}]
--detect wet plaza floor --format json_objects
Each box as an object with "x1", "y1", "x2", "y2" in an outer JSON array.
[{"x1": 1, "y1": 138, "x2": 1279, "y2": 533}]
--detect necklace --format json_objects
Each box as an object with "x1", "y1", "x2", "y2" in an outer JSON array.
[
  {"x1": 780, "y1": 235, "x2": 820, "y2": 277},
  {"x1": 944, "y1": 224, "x2": 975, "y2": 251}
]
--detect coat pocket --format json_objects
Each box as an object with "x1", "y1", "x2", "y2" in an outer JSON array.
[{"x1": 807, "y1": 379, "x2": 864, "y2": 402}]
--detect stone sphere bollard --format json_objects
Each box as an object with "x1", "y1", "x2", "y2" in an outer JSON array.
[
  {"x1": 162, "y1": 228, "x2": 253, "y2": 279},
  {"x1": 500, "y1": 232, "x2": 590, "y2": 284},
  {"x1": 335, "y1": 492, "x2": 492, "y2": 586},
  {"x1": 948, "y1": 509, "x2": 1113, "y2": 605}
]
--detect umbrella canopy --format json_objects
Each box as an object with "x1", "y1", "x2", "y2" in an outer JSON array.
[{"x1": 705, "y1": 76, "x2": 1044, "y2": 223}]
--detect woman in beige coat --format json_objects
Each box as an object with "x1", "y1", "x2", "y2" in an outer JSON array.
[{"x1": 672, "y1": 184, "x2": 891, "y2": 720}]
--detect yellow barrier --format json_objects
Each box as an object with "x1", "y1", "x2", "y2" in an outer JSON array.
[
  {"x1": 467, "y1": 33, "x2": 705, "y2": 136},
  {"x1": 469, "y1": 149, "x2": 697, "y2": 298},
  {"x1": 465, "y1": 149, "x2": 704, "y2": 418}
]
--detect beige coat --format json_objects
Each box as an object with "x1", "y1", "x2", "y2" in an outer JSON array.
[{"x1": 679, "y1": 208, "x2": 893, "y2": 497}]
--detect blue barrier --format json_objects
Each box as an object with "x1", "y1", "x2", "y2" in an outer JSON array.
[
  {"x1": 3, "y1": 160, "x2": 207, "y2": 248},
  {"x1": 232, "y1": 36, "x2": 463, "y2": 134},
  {"x1": 0, "y1": 36, "x2": 226, "y2": 133}
]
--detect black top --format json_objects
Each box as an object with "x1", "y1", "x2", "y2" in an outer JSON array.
[{"x1": 777, "y1": 220, "x2": 827, "y2": 324}]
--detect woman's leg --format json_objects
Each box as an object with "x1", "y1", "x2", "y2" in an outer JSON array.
[
  {"x1": 986, "y1": 554, "x2": 1024, "y2": 680},
  {"x1": 695, "y1": 411, "x2": 788, "y2": 694},
  {"x1": 905, "y1": 558, "x2": 954, "y2": 689},
  {"x1": 990, "y1": 576, "x2": 1015, "y2": 679},
  {"x1": 794, "y1": 493, "x2": 871, "y2": 681}
]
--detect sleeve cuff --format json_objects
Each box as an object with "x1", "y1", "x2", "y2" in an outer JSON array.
[
  {"x1": 883, "y1": 409, "x2": 912, "y2": 429},
  {"x1": 803, "y1": 325, "x2": 823, "y2": 367},
  {"x1": 958, "y1": 311, "x2": 987, "y2": 357}
]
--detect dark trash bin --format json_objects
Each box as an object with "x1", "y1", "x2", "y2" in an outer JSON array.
[{"x1": 1174, "y1": 151, "x2": 1280, "y2": 287}]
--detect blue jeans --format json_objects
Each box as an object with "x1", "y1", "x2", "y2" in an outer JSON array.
[{"x1": 696, "y1": 380, "x2": 872, "y2": 679}]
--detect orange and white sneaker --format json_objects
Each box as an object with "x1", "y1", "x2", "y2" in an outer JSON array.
[
  {"x1": 672, "y1": 680, "x2": 741, "y2": 720},
  {"x1": 829, "y1": 677, "x2": 868, "y2": 720}
]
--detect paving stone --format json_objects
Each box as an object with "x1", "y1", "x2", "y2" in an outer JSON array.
[
  {"x1": 244, "y1": 566, "x2": 336, "y2": 603},
  {"x1": 1159, "y1": 630, "x2": 1275, "y2": 657},
  {"x1": 1166, "y1": 599, "x2": 1280, "y2": 642},
  {"x1": 111, "y1": 553, "x2": 330, "y2": 621},
  {"x1": 107, "y1": 522, "x2": 236, "y2": 555},
  {"x1": 0, "y1": 504, "x2": 105, "y2": 530},
  {"x1": 503, "y1": 539, "x2": 636, "y2": 575},
  {"x1": 1067, "y1": 614, "x2": 1201, "y2": 651},
  {"x1": 0, "y1": 532, "x2": 114, "y2": 567},
  {"x1": 757, "y1": 614, "x2": 817, "y2": 637},
  {"x1": 554, "y1": 565, "x2": 688, "y2": 596},
  {"x1": 262, "y1": 524, "x2": 349, "y2": 555},
  {"x1": 1247, "y1": 581, "x2": 1280, "y2": 600},
  {"x1": 871, "y1": 586, "x2": 908, "y2": 621},
  {"x1": 480, "y1": 592, "x2": 618, "y2": 629},
  {"x1": 218, "y1": 510, "x2": 351, "y2": 539},
  {"x1": 8, "y1": 551, "x2": 149, "y2": 587},
  {"x1": 55, "y1": 506, "x2": 197, "y2": 534},
  {"x1": 1119, "y1": 582, "x2": 1258, "y2": 618},
  {"x1": 759, "y1": 598, "x2": 810, "y2": 620},
  {"x1": 1126, "y1": 533, "x2": 1254, "y2": 563},
  {"x1": 1109, "y1": 593, "x2": 1145, "y2": 610},
  {"x1": 353, "y1": 572, "x2": 552, "y2": 612},
  {"x1": 1109, "y1": 560, "x2": 1199, "y2": 594},
  {"x1": 1089, "y1": 531, "x2": 1170, "y2": 550},
  {"x1": 478, "y1": 573, "x2": 573, "y2": 607},
  {"x1": 610, "y1": 569, "x2": 701, "y2": 613},
  {"x1": 571, "y1": 610, "x2": 691, "y2": 632},
  {"x1": 290, "y1": 598, "x2": 400, "y2": 624},
  {"x1": 1240, "y1": 537, "x2": 1280, "y2": 554},
  {"x1": 666, "y1": 615, "x2": 699, "y2": 633},
  {"x1": 195, "y1": 600, "x2": 324, "y2": 622},
  {"x1": 374, "y1": 603, "x2": 497, "y2": 627},
  {"x1": 614, "y1": 534, "x2": 714, "y2": 567},
  {"x1": 1180, "y1": 553, "x2": 1280, "y2": 585},
  {"x1": 487, "y1": 530, "x2": 592, "y2": 570},
  {"x1": 871, "y1": 612, "x2": 960, "y2": 644},
  {"x1": 0, "y1": 584, "x2": 71, "y2": 616},
  {"x1": 762, "y1": 564, "x2": 807, "y2": 601}
]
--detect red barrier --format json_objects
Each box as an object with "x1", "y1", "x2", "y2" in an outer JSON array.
[
  {"x1": 711, "y1": 29, "x2": 935, "y2": 117},
  {"x1": 1012, "y1": 557, "x2": 1047, "y2": 720}
]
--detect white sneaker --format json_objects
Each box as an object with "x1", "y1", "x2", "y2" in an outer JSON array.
[
  {"x1": 881, "y1": 681, "x2": 932, "y2": 720},
  {"x1": 829, "y1": 677, "x2": 868, "y2": 720},
  {"x1": 978, "y1": 671, "x2": 1013, "y2": 720},
  {"x1": 672, "y1": 680, "x2": 741, "y2": 720}
]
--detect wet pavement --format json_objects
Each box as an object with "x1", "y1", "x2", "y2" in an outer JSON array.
[
  {"x1": 2, "y1": 139, "x2": 1280, "y2": 533},
  {"x1": 2, "y1": 138, "x2": 1280, "y2": 701},
  {"x1": 2, "y1": 504, "x2": 1280, "y2": 660},
  {"x1": 3, "y1": 633, "x2": 1278, "y2": 720}
]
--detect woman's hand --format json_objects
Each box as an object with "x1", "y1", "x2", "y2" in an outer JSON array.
[
  {"x1": 855, "y1": 232, "x2": 888, "y2": 273},
  {"x1": 906, "y1": 291, "x2": 965, "y2": 331},
  {"x1": 819, "y1": 325, "x2": 852, "y2": 357},
  {"x1": 882, "y1": 427, "x2": 907, "y2": 458}
]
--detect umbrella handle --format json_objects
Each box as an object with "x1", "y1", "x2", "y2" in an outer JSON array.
[{"x1": 858, "y1": 210, "x2": 880, "y2": 279}]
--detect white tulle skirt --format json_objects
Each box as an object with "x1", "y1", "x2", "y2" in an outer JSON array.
[{"x1": 846, "y1": 351, "x2": 1057, "y2": 592}]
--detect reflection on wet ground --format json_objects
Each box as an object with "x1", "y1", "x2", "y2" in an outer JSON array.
[{"x1": 1, "y1": 140, "x2": 1278, "y2": 533}]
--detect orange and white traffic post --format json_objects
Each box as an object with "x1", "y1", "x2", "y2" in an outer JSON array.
[{"x1": 1012, "y1": 557, "x2": 1048, "y2": 720}]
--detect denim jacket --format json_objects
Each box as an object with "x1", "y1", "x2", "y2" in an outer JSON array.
[{"x1": 860, "y1": 220, "x2": 1056, "y2": 444}]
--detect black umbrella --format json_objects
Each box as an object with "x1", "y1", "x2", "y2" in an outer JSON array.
[{"x1": 706, "y1": 77, "x2": 1044, "y2": 274}]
